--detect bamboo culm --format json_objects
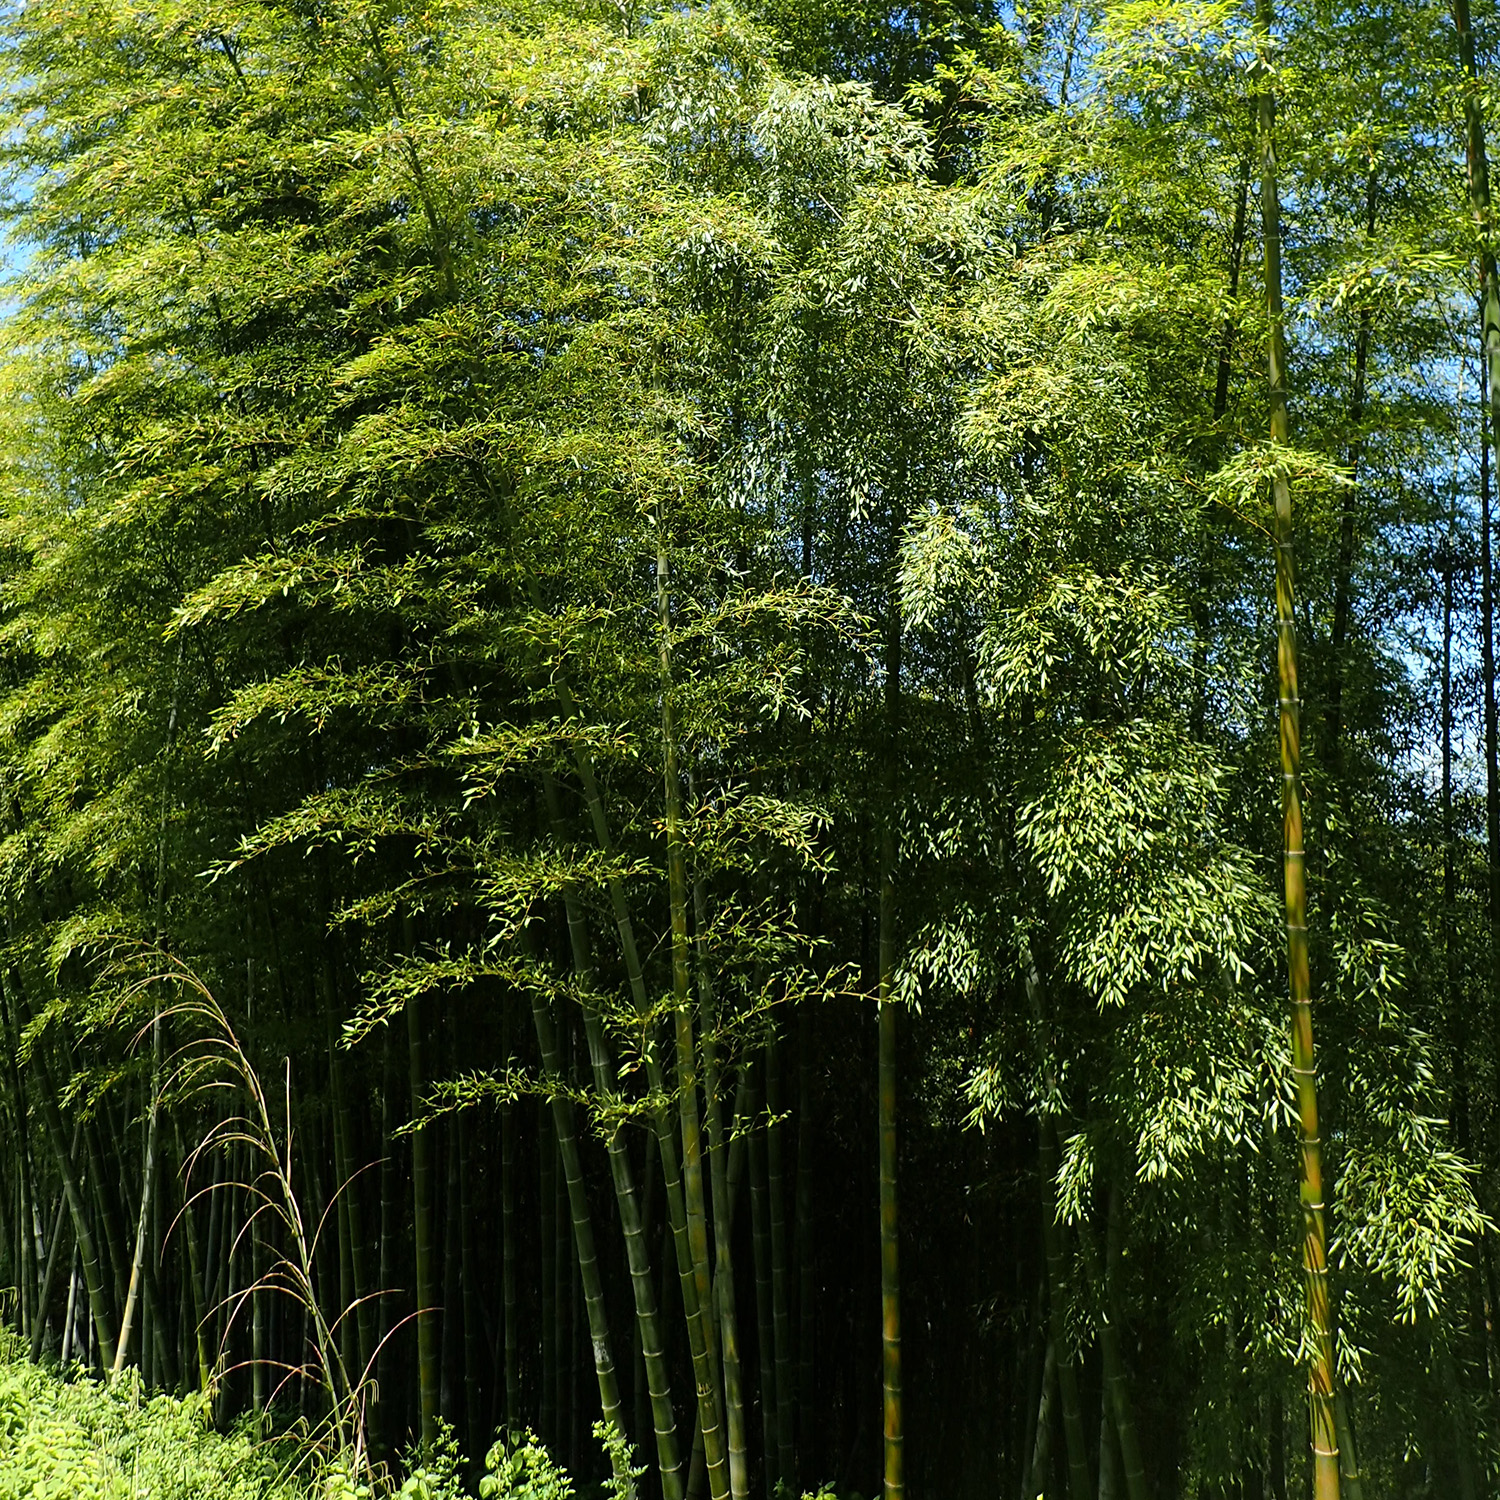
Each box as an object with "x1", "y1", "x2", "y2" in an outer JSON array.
[
  {"x1": 655, "y1": 531, "x2": 732, "y2": 1500},
  {"x1": 1257, "y1": 3, "x2": 1340, "y2": 1490},
  {"x1": 525, "y1": 952, "x2": 636, "y2": 1497}
]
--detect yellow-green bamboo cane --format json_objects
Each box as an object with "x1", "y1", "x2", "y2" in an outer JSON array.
[
  {"x1": 540, "y1": 770, "x2": 687, "y2": 1500},
  {"x1": 523, "y1": 570, "x2": 732, "y2": 1500},
  {"x1": 657, "y1": 526, "x2": 732, "y2": 1500},
  {"x1": 526, "y1": 969, "x2": 635, "y2": 1497},
  {"x1": 694, "y1": 874, "x2": 751, "y2": 1500},
  {"x1": 1256, "y1": 4, "x2": 1339, "y2": 1492}
]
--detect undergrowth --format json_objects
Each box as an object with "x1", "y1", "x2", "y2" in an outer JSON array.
[
  {"x1": 0, "y1": 1333, "x2": 847, "y2": 1499},
  {"x1": 0, "y1": 1331, "x2": 304, "y2": 1498}
]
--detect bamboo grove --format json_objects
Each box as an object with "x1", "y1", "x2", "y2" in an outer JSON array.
[{"x1": 1, "y1": 0, "x2": 1500, "y2": 1495}]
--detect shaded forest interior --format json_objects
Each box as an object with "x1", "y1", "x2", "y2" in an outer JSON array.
[{"x1": 1, "y1": 0, "x2": 1499, "y2": 1497}]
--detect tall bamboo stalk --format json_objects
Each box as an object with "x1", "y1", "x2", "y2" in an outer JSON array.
[
  {"x1": 1096, "y1": 1182, "x2": 1147, "y2": 1500},
  {"x1": 657, "y1": 526, "x2": 732, "y2": 1500},
  {"x1": 89, "y1": 1101, "x2": 131, "y2": 1320},
  {"x1": 1326, "y1": 165, "x2": 1379, "y2": 764},
  {"x1": 1035, "y1": 1127, "x2": 1091, "y2": 1500},
  {"x1": 526, "y1": 962, "x2": 634, "y2": 1495},
  {"x1": 377, "y1": 1031, "x2": 398, "y2": 1447},
  {"x1": 1333, "y1": 1393, "x2": 1366, "y2": 1500},
  {"x1": 35, "y1": 1048, "x2": 115, "y2": 1370},
  {"x1": 1021, "y1": 953, "x2": 1090, "y2": 1500},
  {"x1": 30, "y1": 1130, "x2": 75, "y2": 1362},
  {"x1": 458, "y1": 1114, "x2": 483, "y2": 1461},
  {"x1": 878, "y1": 616, "x2": 903, "y2": 1500},
  {"x1": 252, "y1": 1184, "x2": 268, "y2": 1414},
  {"x1": 499, "y1": 1008, "x2": 520, "y2": 1432},
  {"x1": 116, "y1": 639, "x2": 183, "y2": 1378},
  {"x1": 794, "y1": 1010, "x2": 815, "y2": 1485},
  {"x1": 1256, "y1": 4, "x2": 1339, "y2": 1491},
  {"x1": 1025, "y1": 1337, "x2": 1058, "y2": 1500},
  {"x1": 1443, "y1": 538, "x2": 1457, "y2": 1062},
  {"x1": 1, "y1": 1007, "x2": 38, "y2": 1346},
  {"x1": 1483, "y1": 371, "x2": 1500, "y2": 1010},
  {"x1": 748, "y1": 1096, "x2": 778, "y2": 1499},
  {"x1": 1455, "y1": 0, "x2": 1500, "y2": 1064},
  {"x1": 442, "y1": 1125, "x2": 462, "y2": 1420},
  {"x1": 60, "y1": 1247, "x2": 80, "y2": 1366},
  {"x1": 525, "y1": 570, "x2": 729, "y2": 1500},
  {"x1": 576, "y1": 983, "x2": 685, "y2": 1500},
  {"x1": 694, "y1": 875, "x2": 749, "y2": 1500},
  {"x1": 540, "y1": 1088, "x2": 558, "y2": 1444},
  {"x1": 172, "y1": 1119, "x2": 212, "y2": 1394},
  {"x1": 330, "y1": 1036, "x2": 376, "y2": 1399},
  {"x1": 764, "y1": 1037, "x2": 795, "y2": 1492},
  {"x1": 406, "y1": 987, "x2": 441, "y2": 1450}
]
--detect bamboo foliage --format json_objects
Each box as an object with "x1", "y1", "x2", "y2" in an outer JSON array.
[{"x1": 0, "y1": 0, "x2": 1493, "y2": 1496}]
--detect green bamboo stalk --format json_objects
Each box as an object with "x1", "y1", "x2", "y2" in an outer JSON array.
[
  {"x1": 252, "y1": 1185, "x2": 268, "y2": 1413},
  {"x1": 172, "y1": 1120, "x2": 213, "y2": 1394},
  {"x1": 60, "y1": 1246, "x2": 80, "y2": 1366},
  {"x1": 377, "y1": 1032, "x2": 398, "y2": 1447},
  {"x1": 1035, "y1": 1125, "x2": 1090, "y2": 1500},
  {"x1": 1015, "y1": 1284, "x2": 1045, "y2": 1500},
  {"x1": 1455, "y1": 0, "x2": 1500, "y2": 1176},
  {"x1": 0, "y1": 1158, "x2": 17, "y2": 1336},
  {"x1": 1022, "y1": 951, "x2": 1090, "y2": 1500},
  {"x1": 330, "y1": 1036, "x2": 377, "y2": 1399},
  {"x1": 764, "y1": 1038, "x2": 796, "y2": 1491},
  {"x1": 793, "y1": 1008, "x2": 815, "y2": 1485},
  {"x1": 558, "y1": 1116, "x2": 567, "y2": 1464},
  {"x1": 557, "y1": 1111, "x2": 573, "y2": 1463},
  {"x1": 8, "y1": 1165, "x2": 27, "y2": 1342},
  {"x1": 333, "y1": 1085, "x2": 357, "y2": 1399},
  {"x1": 1333, "y1": 1392, "x2": 1365, "y2": 1500},
  {"x1": 543, "y1": 768, "x2": 686, "y2": 1500},
  {"x1": 527, "y1": 570, "x2": 729, "y2": 1500},
  {"x1": 213, "y1": 1167, "x2": 240, "y2": 1428},
  {"x1": 1098, "y1": 1394, "x2": 1120, "y2": 1500},
  {"x1": 877, "y1": 920, "x2": 902, "y2": 1500},
  {"x1": 500, "y1": 1015, "x2": 519, "y2": 1432},
  {"x1": 528, "y1": 969, "x2": 635, "y2": 1496},
  {"x1": 632, "y1": 1141, "x2": 658, "y2": 1470},
  {"x1": 657, "y1": 531, "x2": 731, "y2": 1500},
  {"x1": 1025, "y1": 1337, "x2": 1057, "y2": 1500},
  {"x1": 1099, "y1": 1184, "x2": 1147, "y2": 1500},
  {"x1": 112, "y1": 1026, "x2": 161, "y2": 1374},
  {"x1": 540, "y1": 1091, "x2": 558, "y2": 1444},
  {"x1": 406, "y1": 987, "x2": 441, "y2": 1451},
  {"x1": 84, "y1": 1108, "x2": 129, "y2": 1334},
  {"x1": 36, "y1": 1050, "x2": 116, "y2": 1371},
  {"x1": 1, "y1": 1053, "x2": 37, "y2": 1342},
  {"x1": 877, "y1": 604, "x2": 903, "y2": 1500},
  {"x1": 694, "y1": 875, "x2": 749, "y2": 1500},
  {"x1": 747, "y1": 1088, "x2": 778, "y2": 1500},
  {"x1": 443, "y1": 1125, "x2": 463, "y2": 1421},
  {"x1": 1255, "y1": 6, "x2": 1339, "y2": 1493},
  {"x1": 30, "y1": 1134, "x2": 75, "y2": 1362},
  {"x1": 458, "y1": 1113, "x2": 483, "y2": 1461},
  {"x1": 115, "y1": 639, "x2": 181, "y2": 1382}
]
